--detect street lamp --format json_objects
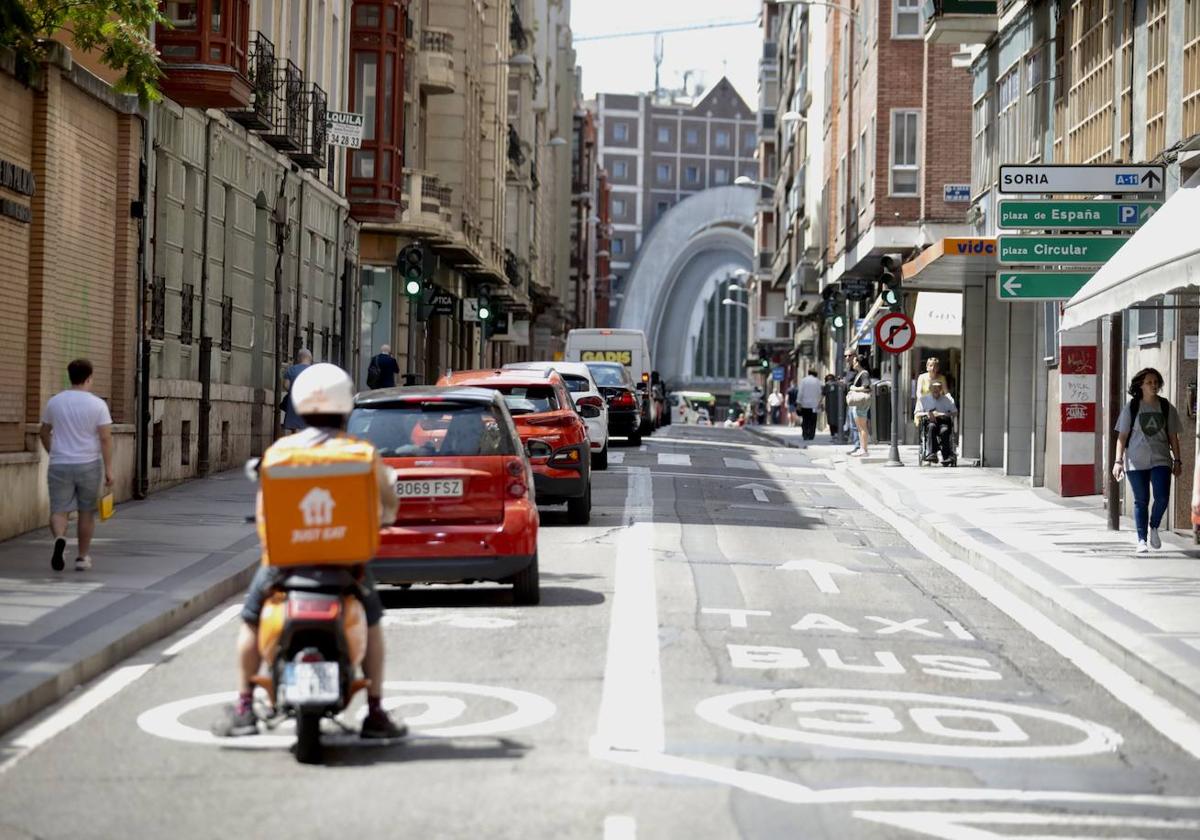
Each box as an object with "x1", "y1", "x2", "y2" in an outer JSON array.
[
  {"x1": 544, "y1": 136, "x2": 568, "y2": 147},
  {"x1": 780, "y1": 111, "x2": 807, "y2": 124},
  {"x1": 721, "y1": 298, "x2": 749, "y2": 309},
  {"x1": 734, "y1": 175, "x2": 777, "y2": 190}
]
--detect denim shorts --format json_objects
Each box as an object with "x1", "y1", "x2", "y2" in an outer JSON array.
[{"x1": 47, "y1": 460, "x2": 103, "y2": 514}]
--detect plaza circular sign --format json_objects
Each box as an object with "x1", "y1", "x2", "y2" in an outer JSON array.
[{"x1": 695, "y1": 688, "x2": 1121, "y2": 759}]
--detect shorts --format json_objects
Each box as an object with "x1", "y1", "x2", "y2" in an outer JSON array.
[
  {"x1": 240, "y1": 564, "x2": 384, "y2": 626},
  {"x1": 48, "y1": 460, "x2": 103, "y2": 514},
  {"x1": 854, "y1": 407, "x2": 871, "y2": 419}
]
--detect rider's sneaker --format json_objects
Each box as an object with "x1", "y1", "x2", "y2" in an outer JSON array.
[
  {"x1": 361, "y1": 708, "x2": 407, "y2": 740},
  {"x1": 213, "y1": 703, "x2": 258, "y2": 737}
]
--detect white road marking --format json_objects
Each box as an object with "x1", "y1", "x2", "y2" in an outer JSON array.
[
  {"x1": 603, "y1": 815, "x2": 637, "y2": 840},
  {"x1": 945, "y1": 621, "x2": 976, "y2": 641},
  {"x1": 381, "y1": 611, "x2": 518, "y2": 629},
  {"x1": 854, "y1": 810, "x2": 1200, "y2": 839},
  {"x1": 136, "y1": 681, "x2": 556, "y2": 747},
  {"x1": 162, "y1": 604, "x2": 243, "y2": 656},
  {"x1": 696, "y1": 688, "x2": 1121, "y2": 759},
  {"x1": 591, "y1": 467, "x2": 664, "y2": 754},
  {"x1": 867, "y1": 616, "x2": 942, "y2": 638},
  {"x1": 612, "y1": 468, "x2": 831, "y2": 486},
  {"x1": 702, "y1": 607, "x2": 771, "y2": 628},
  {"x1": 657, "y1": 453, "x2": 692, "y2": 466},
  {"x1": 828, "y1": 469, "x2": 1200, "y2": 760},
  {"x1": 608, "y1": 451, "x2": 625, "y2": 465},
  {"x1": 736, "y1": 482, "x2": 776, "y2": 502},
  {"x1": 0, "y1": 664, "x2": 154, "y2": 774},
  {"x1": 724, "y1": 457, "x2": 762, "y2": 470},
  {"x1": 777, "y1": 559, "x2": 860, "y2": 594}
]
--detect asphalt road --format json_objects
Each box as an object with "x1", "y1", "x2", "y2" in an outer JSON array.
[{"x1": 2, "y1": 426, "x2": 1199, "y2": 839}]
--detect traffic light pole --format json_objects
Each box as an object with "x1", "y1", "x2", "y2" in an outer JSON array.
[
  {"x1": 406, "y1": 294, "x2": 418, "y2": 385},
  {"x1": 885, "y1": 353, "x2": 903, "y2": 467}
]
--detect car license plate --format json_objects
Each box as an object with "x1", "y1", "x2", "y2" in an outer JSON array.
[
  {"x1": 281, "y1": 662, "x2": 340, "y2": 705},
  {"x1": 395, "y1": 478, "x2": 464, "y2": 498}
]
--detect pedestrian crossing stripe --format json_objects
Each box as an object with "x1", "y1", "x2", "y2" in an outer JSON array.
[{"x1": 657, "y1": 453, "x2": 692, "y2": 466}]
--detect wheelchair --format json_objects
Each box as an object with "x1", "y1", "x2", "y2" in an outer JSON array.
[{"x1": 917, "y1": 414, "x2": 958, "y2": 467}]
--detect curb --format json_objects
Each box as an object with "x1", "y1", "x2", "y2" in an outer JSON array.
[
  {"x1": 837, "y1": 461, "x2": 1200, "y2": 724},
  {"x1": 744, "y1": 426, "x2": 804, "y2": 448},
  {"x1": 0, "y1": 555, "x2": 257, "y2": 736}
]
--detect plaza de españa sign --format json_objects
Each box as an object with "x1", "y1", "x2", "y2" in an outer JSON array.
[
  {"x1": 999, "y1": 164, "x2": 1165, "y2": 195},
  {"x1": 997, "y1": 200, "x2": 1160, "y2": 231}
]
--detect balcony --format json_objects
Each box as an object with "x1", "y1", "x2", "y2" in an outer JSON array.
[
  {"x1": 399, "y1": 169, "x2": 454, "y2": 231},
  {"x1": 923, "y1": 0, "x2": 998, "y2": 45},
  {"x1": 157, "y1": 0, "x2": 251, "y2": 109},
  {"x1": 227, "y1": 33, "x2": 275, "y2": 130},
  {"x1": 259, "y1": 60, "x2": 306, "y2": 152},
  {"x1": 418, "y1": 28, "x2": 456, "y2": 94},
  {"x1": 291, "y1": 84, "x2": 328, "y2": 170}
]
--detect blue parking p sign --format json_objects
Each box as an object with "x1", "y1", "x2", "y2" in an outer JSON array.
[{"x1": 1118, "y1": 204, "x2": 1137, "y2": 225}]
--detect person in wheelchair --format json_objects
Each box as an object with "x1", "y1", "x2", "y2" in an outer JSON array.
[{"x1": 915, "y1": 380, "x2": 958, "y2": 465}]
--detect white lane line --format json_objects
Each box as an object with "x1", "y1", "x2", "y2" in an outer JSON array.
[
  {"x1": 657, "y1": 453, "x2": 691, "y2": 466},
  {"x1": 855, "y1": 810, "x2": 1200, "y2": 838},
  {"x1": 614, "y1": 469, "x2": 831, "y2": 486},
  {"x1": 162, "y1": 604, "x2": 242, "y2": 657},
  {"x1": 0, "y1": 663, "x2": 154, "y2": 774},
  {"x1": 603, "y1": 815, "x2": 637, "y2": 839},
  {"x1": 608, "y1": 451, "x2": 625, "y2": 465},
  {"x1": 828, "y1": 469, "x2": 1200, "y2": 761},
  {"x1": 591, "y1": 466, "x2": 664, "y2": 754}
]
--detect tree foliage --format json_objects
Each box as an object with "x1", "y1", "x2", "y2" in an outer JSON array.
[{"x1": 0, "y1": 0, "x2": 165, "y2": 103}]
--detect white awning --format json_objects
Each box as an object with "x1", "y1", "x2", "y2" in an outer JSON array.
[{"x1": 1060, "y1": 185, "x2": 1200, "y2": 330}]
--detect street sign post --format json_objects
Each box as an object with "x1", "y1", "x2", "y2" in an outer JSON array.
[
  {"x1": 998, "y1": 164, "x2": 1165, "y2": 195},
  {"x1": 997, "y1": 200, "x2": 1161, "y2": 230},
  {"x1": 874, "y1": 312, "x2": 916, "y2": 355},
  {"x1": 998, "y1": 234, "x2": 1131, "y2": 265},
  {"x1": 325, "y1": 111, "x2": 365, "y2": 148},
  {"x1": 997, "y1": 271, "x2": 1093, "y2": 301},
  {"x1": 841, "y1": 276, "x2": 873, "y2": 301}
]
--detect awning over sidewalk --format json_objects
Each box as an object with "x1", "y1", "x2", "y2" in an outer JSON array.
[
  {"x1": 1060, "y1": 185, "x2": 1200, "y2": 330},
  {"x1": 901, "y1": 237, "x2": 998, "y2": 290}
]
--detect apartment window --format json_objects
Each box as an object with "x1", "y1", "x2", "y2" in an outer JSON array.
[
  {"x1": 685, "y1": 165, "x2": 700, "y2": 183},
  {"x1": 612, "y1": 197, "x2": 627, "y2": 217},
  {"x1": 613, "y1": 122, "x2": 629, "y2": 141},
  {"x1": 347, "y1": 1, "x2": 404, "y2": 215},
  {"x1": 995, "y1": 67, "x2": 1020, "y2": 177},
  {"x1": 890, "y1": 110, "x2": 920, "y2": 196},
  {"x1": 972, "y1": 94, "x2": 991, "y2": 197},
  {"x1": 685, "y1": 128, "x2": 699, "y2": 146},
  {"x1": 612, "y1": 238, "x2": 625, "y2": 256},
  {"x1": 743, "y1": 130, "x2": 756, "y2": 151},
  {"x1": 714, "y1": 167, "x2": 730, "y2": 185},
  {"x1": 1135, "y1": 297, "x2": 1165, "y2": 345},
  {"x1": 656, "y1": 126, "x2": 670, "y2": 144},
  {"x1": 656, "y1": 163, "x2": 672, "y2": 182},
  {"x1": 715, "y1": 129, "x2": 731, "y2": 149},
  {"x1": 893, "y1": 0, "x2": 922, "y2": 38},
  {"x1": 612, "y1": 160, "x2": 628, "y2": 178},
  {"x1": 1043, "y1": 302, "x2": 1060, "y2": 365},
  {"x1": 858, "y1": 128, "x2": 867, "y2": 207},
  {"x1": 837, "y1": 155, "x2": 846, "y2": 232}
]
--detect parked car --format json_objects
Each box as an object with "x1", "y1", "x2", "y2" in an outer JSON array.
[
  {"x1": 585, "y1": 361, "x2": 643, "y2": 446},
  {"x1": 439, "y1": 369, "x2": 594, "y2": 524},
  {"x1": 565, "y1": 328, "x2": 655, "y2": 436},
  {"x1": 503, "y1": 361, "x2": 610, "y2": 470},
  {"x1": 348, "y1": 386, "x2": 541, "y2": 604}
]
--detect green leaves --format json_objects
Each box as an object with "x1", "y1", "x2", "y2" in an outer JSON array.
[{"x1": 4, "y1": 0, "x2": 167, "y2": 104}]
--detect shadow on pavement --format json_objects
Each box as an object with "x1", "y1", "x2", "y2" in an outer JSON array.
[
  {"x1": 378, "y1": 585, "x2": 604, "y2": 610},
  {"x1": 323, "y1": 735, "x2": 531, "y2": 766}
]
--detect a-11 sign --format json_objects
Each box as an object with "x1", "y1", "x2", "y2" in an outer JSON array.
[
  {"x1": 999, "y1": 164, "x2": 1164, "y2": 194},
  {"x1": 997, "y1": 271, "x2": 1092, "y2": 301},
  {"x1": 998, "y1": 200, "x2": 1161, "y2": 230},
  {"x1": 998, "y1": 234, "x2": 1131, "y2": 265}
]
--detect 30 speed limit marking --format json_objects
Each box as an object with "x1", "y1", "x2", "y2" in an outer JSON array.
[{"x1": 874, "y1": 312, "x2": 916, "y2": 354}]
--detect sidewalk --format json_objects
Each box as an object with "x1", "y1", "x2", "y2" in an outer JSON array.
[
  {"x1": 750, "y1": 424, "x2": 1200, "y2": 722},
  {"x1": 0, "y1": 471, "x2": 258, "y2": 734}
]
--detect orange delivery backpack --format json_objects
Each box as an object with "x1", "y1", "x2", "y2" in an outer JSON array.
[{"x1": 259, "y1": 436, "x2": 382, "y2": 567}]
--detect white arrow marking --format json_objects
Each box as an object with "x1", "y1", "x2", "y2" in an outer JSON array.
[
  {"x1": 737, "y1": 482, "x2": 778, "y2": 503},
  {"x1": 1003, "y1": 276, "x2": 1022, "y2": 296},
  {"x1": 777, "y1": 559, "x2": 860, "y2": 594}
]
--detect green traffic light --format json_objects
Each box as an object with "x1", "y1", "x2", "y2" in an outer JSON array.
[
  {"x1": 882, "y1": 289, "x2": 899, "y2": 306},
  {"x1": 832, "y1": 314, "x2": 845, "y2": 329},
  {"x1": 405, "y1": 278, "x2": 422, "y2": 296},
  {"x1": 478, "y1": 300, "x2": 491, "y2": 321}
]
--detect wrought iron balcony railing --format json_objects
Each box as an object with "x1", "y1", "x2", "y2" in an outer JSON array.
[
  {"x1": 227, "y1": 32, "x2": 276, "y2": 130},
  {"x1": 260, "y1": 59, "x2": 305, "y2": 152},
  {"x1": 291, "y1": 83, "x2": 328, "y2": 170}
]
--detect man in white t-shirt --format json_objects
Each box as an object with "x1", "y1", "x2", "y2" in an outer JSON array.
[
  {"x1": 38, "y1": 359, "x2": 113, "y2": 572},
  {"x1": 796, "y1": 369, "x2": 823, "y2": 441}
]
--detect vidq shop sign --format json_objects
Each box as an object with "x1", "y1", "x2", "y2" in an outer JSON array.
[{"x1": 326, "y1": 111, "x2": 365, "y2": 148}]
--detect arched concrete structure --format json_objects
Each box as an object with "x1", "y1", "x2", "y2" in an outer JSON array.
[{"x1": 615, "y1": 186, "x2": 756, "y2": 392}]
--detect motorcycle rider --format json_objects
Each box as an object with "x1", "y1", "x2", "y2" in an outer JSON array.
[{"x1": 217, "y1": 363, "x2": 404, "y2": 739}]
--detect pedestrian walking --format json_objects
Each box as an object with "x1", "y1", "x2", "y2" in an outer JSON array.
[
  {"x1": 821, "y1": 373, "x2": 840, "y2": 440},
  {"x1": 846, "y1": 354, "x2": 872, "y2": 457},
  {"x1": 797, "y1": 369, "x2": 822, "y2": 441},
  {"x1": 767, "y1": 389, "x2": 784, "y2": 425},
  {"x1": 786, "y1": 383, "x2": 799, "y2": 427},
  {"x1": 38, "y1": 359, "x2": 113, "y2": 572},
  {"x1": 281, "y1": 349, "x2": 313, "y2": 433},
  {"x1": 366, "y1": 344, "x2": 401, "y2": 389},
  {"x1": 1113, "y1": 367, "x2": 1183, "y2": 554}
]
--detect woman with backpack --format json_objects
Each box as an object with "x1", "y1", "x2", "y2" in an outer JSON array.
[{"x1": 1113, "y1": 367, "x2": 1184, "y2": 554}]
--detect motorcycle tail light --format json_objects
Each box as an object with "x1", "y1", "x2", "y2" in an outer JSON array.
[
  {"x1": 287, "y1": 597, "x2": 341, "y2": 622},
  {"x1": 297, "y1": 650, "x2": 325, "y2": 663}
]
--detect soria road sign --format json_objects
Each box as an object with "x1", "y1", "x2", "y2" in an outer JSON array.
[
  {"x1": 875, "y1": 312, "x2": 916, "y2": 354},
  {"x1": 998, "y1": 164, "x2": 1165, "y2": 194}
]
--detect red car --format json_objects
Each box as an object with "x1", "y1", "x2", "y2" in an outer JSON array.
[
  {"x1": 348, "y1": 386, "x2": 541, "y2": 604},
  {"x1": 438, "y1": 369, "x2": 594, "y2": 525}
]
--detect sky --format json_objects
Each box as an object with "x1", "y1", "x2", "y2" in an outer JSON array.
[{"x1": 569, "y1": 0, "x2": 762, "y2": 106}]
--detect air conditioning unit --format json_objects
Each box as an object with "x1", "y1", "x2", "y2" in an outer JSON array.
[{"x1": 755, "y1": 318, "x2": 794, "y2": 342}]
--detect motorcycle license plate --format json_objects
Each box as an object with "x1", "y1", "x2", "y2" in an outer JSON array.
[
  {"x1": 395, "y1": 478, "x2": 463, "y2": 498},
  {"x1": 281, "y1": 662, "x2": 340, "y2": 705}
]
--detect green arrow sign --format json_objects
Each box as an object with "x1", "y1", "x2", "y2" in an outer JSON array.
[
  {"x1": 998, "y1": 200, "x2": 1160, "y2": 230},
  {"x1": 997, "y1": 271, "x2": 1093, "y2": 301},
  {"x1": 998, "y1": 234, "x2": 1131, "y2": 265}
]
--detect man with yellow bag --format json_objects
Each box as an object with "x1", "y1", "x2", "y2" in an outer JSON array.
[{"x1": 217, "y1": 363, "x2": 403, "y2": 739}]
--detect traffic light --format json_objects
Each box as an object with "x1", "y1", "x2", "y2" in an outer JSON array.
[
  {"x1": 399, "y1": 243, "x2": 426, "y2": 297},
  {"x1": 477, "y1": 295, "x2": 493, "y2": 323},
  {"x1": 760, "y1": 356, "x2": 770, "y2": 370},
  {"x1": 880, "y1": 252, "x2": 902, "y2": 311},
  {"x1": 832, "y1": 313, "x2": 846, "y2": 342}
]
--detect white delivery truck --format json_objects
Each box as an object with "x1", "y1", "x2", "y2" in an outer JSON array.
[{"x1": 565, "y1": 328, "x2": 655, "y2": 435}]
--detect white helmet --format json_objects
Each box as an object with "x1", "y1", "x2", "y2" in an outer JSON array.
[{"x1": 290, "y1": 363, "x2": 355, "y2": 417}]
